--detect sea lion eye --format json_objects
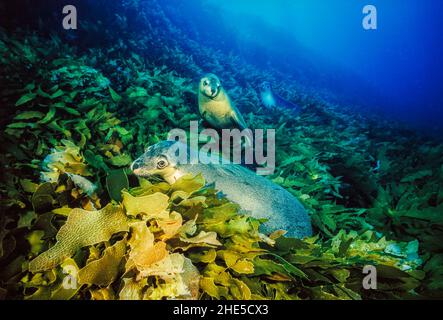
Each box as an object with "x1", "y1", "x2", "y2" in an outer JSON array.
[
  {"x1": 157, "y1": 159, "x2": 168, "y2": 169},
  {"x1": 203, "y1": 80, "x2": 209, "y2": 86}
]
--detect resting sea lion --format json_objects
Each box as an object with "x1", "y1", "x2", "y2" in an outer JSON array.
[
  {"x1": 131, "y1": 140, "x2": 312, "y2": 238},
  {"x1": 198, "y1": 74, "x2": 247, "y2": 130},
  {"x1": 259, "y1": 81, "x2": 301, "y2": 112}
]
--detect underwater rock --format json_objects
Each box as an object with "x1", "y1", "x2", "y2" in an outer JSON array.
[{"x1": 131, "y1": 140, "x2": 312, "y2": 238}]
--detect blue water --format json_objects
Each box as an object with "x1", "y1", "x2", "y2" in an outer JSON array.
[{"x1": 163, "y1": 0, "x2": 443, "y2": 136}]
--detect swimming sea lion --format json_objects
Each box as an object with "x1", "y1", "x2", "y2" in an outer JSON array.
[
  {"x1": 131, "y1": 140, "x2": 312, "y2": 238},
  {"x1": 259, "y1": 81, "x2": 301, "y2": 112},
  {"x1": 198, "y1": 74, "x2": 248, "y2": 130}
]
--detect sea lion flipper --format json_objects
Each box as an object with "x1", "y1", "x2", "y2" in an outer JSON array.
[
  {"x1": 230, "y1": 109, "x2": 253, "y2": 149},
  {"x1": 230, "y1": 109, "x2": 247, "y2": 130}
]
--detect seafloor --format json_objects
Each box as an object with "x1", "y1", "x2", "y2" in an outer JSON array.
[{"x1": 0, "y1": 1, "x2": 442, "y2": 299}]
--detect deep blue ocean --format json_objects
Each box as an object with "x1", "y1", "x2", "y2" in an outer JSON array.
[
  {"x1": 2, "y1": 0, "x2": 442, "y2": 135},
  {"x1": 2, "y1": 0, "x2": 443, "y2": 301},
  {"x1": 162, "y1": 0, "x2": 443, "y2": 136}
]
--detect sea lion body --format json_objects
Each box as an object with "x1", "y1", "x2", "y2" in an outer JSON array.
[
  {"x1": 198, "y1": 74, "x2": 247, "y2": 130},
  {"x1": 131, "y1": 141, "x2": 312, "y2": 238},
  {"x1": 259, "y1": 81, "x2": 301, "y2": 112}
]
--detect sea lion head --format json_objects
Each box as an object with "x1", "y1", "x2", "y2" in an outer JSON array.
[
  {"x1": 199, "y1": 73, "x2": 221, "y2": 99},
  {"x1": 131, "y1": 141, "x2": 191, "y2": 184},
  {"x1": 259, "y1": 81, "x2": 272, "y2": 93}
]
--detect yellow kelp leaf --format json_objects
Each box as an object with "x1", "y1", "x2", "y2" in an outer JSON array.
[
  {"x1": 130, "y1": 179, "x2": 170, "y2": 197},
  {"x1": 78, "y1": 240, "x2": 127, "y2": 286},
  {"x1": 50, "y1": 258, "x2": 81, "y2": 300},
  {"x1": 122, "y1": 191, "x2": 169, "y2": 218},
  {"x1": 158, "y1": 211, "x2": 183, "y2": 240},
  {"x1": 119, "y1": 278, "x2": 146, "y2": 300},
  {"x1": 189, "y1": 249, "x2": 217, "y2": 264},
  {"x1": 26, "y1": 230, "x2": 45, "y2": 255},
  {"x1": 181, "y1": 257, "x2": 200, "y2": 300},
  {"x1": 24, "y1": 260, "x2": 76, "y2": 300},
  {"x1": 127, "y1": 222, "x2": 168, "y2": 270},
  {"x1": 230, "y1": 278, "x2": 252, "y2": 300},
  {"x1": 170, "y1": 190, "x2": 190, "y2": 203},
  {"x1": 269, "y1": 230, "x2": 287, "y2": 240},
  {"x1": 212, "y1": 250, "x2": 254, "y2": 274},
  {"x1": 204, "y1": 263, "x2": 232, "y2": 287},
  {"x1": 179, "y1": 196, "x2": 207, "y2": 208},
  {"x1": 200, "y1": 277, "x2": 219, "y2": 299},
  {"x1": 144, "y1": 277, "x2": 190, "y2": 300},
  {"x1": 217, "y1": 250, "x2": 241, "y2": 267},
  {"x1": 25, "y1": 287, "x2": 51, "y2": 300},
  {"x1": 329, "y1": 269, "x2": 351, "y2": 283},
  {"x1": 206, "y1": 216, "x2": 253, "y2": 237},
  {"x1": 52, "y1": 207, "x2": 72, "y2": 217},
  {"x1": 230, "y1": 259, "x2": 255, "y2": 274},
  {"x1": 170, "y1": 190, "x2": 207, "y2": 208},
  {"x1": 179, "y1": 214, "x2": 198, "y2": 237},
  {"x1": 22, "y1": 269, "x2": 57, "y2": 288},
  {"x1": 180, "y1": 231, "x2": 222, "y2": 246},
  {"x1": 90, "y1": 287, "x2": 116, "y2": 300},
  {"x1": 128, "y1": 221, "x2": 154, "y2": 251},
  {"x1": 86, "y1": 246, "x2": 102, "y2": 264},
  {"x1": 135, "y1": 241, "x2": 168, "y2": 267},
  {"x1": 171, "y1": 173, "x2": 205, "y2": 194},
  {"x1": 55, "y1": 184, "x2": 66, "y2": 193},
  {"x1": 224, "y1": 234, "x2": 264, "y2": 253},
  {"x1": 138, "y1": 253, "x2": 185, "y2": 280},
  {"x1": 144, "y1": 258, "x2": 199, "y2": 300},
  {"x1": 198, "y1": 203, "x2": 240, "y2": 225},
  {"x1": 200, "y1": 276, "x2": 229, "y2": 299},
  {"x1": 29, "y1": 204, "x2": 129, "y2": 272}
]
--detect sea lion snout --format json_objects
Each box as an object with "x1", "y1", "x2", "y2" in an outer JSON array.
[
  {"x1": 130, "y1": 159, "x2": 141, "y2": 171},
  {"x1": 200, "y1": 74, "x2": 221, "y2": 98},
  {"x1": 210, "y1": 84, "x2": 219, "y2": 96}
]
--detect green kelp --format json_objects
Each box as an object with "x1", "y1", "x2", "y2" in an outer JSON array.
[
  {"x1": 0, "y1": 2, "x2": 443, "y2": 299},
  {"x1": 8, "y1": 174, "x2": 425, "y2": 300}
]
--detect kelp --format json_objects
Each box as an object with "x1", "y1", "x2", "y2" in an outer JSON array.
[
  {"x1": 3, "y1": 174, "x2": 425, "y2": 300},
  {"x1": 22, "y1": 172, "x2": 424, "y2": 299},
  {"x1": 0, "y1": 1, "x2": 442, "y2": 299},
  {"x1": 29, "y1": 205, "x2": 129, "y2": 273}
]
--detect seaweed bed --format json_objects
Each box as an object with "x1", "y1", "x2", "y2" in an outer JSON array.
[{"x1": 0, "y1": 0, "x2": 442, "y2": 300}]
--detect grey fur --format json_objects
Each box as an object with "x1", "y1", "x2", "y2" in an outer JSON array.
[
  {"x1": 131, "y1": 141, "x2": 312, "y2": 238},
  {"x1": 259, "y1": 81, "x2": 301, "y2": 112}
]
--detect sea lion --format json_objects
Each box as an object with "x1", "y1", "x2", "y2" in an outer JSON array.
[
  {"x1": 259, "y1": 81, "x2": 301, "y2": 112},
  {"x1": 131, "y1": 140, "x2": 312, "y2": 238},
  {"x1": 198, "y1": 74, "x2": 248, "y2": 130}
]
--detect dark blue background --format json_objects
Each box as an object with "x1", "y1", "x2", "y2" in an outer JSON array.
[{"x1": 163, "y1": 0, "x2": 443, "y2": 136}]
